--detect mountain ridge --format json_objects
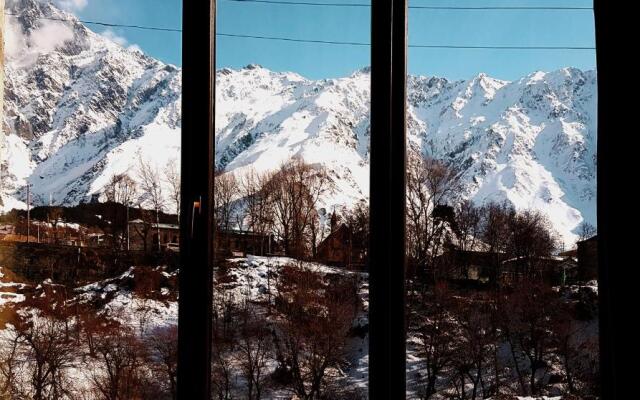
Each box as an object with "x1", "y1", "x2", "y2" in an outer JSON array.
[{"x1": 1, "y1": 0, "x2": 596, "y2": 245}]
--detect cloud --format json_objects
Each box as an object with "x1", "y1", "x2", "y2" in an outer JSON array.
[
  {"x1": 53, "y1": 0, "x2": 89, "y2": 11},
  {"x1": 29, "y1": 20, "x2": 75, "y2": 52},
  {"x1": 100, "y1": 28, "x2": 129, "y2": 47},
  {"x1": 100, "y1": 28, "x2": 144, "y2": 54},
  {"x1": 127, "y1": 44, "x2": 143, "y2": 53},
  {"x1": 5, "y1": 17, "x2": 75, "y2": 65}
]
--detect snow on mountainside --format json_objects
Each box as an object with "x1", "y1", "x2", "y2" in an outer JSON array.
[
  {"x1": 215, "y1": 66, "x2": 596, "y2": 244},
  {"x1": 1, "y1": 0, "x2": 181, "y2": 209},
  {"x1": 1, "y1": 0, "x2": 596, "y2": 244}
]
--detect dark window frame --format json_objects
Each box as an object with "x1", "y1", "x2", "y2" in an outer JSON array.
[{"x1": 177, "y1": 1, "x2": 616, "y2": 398}]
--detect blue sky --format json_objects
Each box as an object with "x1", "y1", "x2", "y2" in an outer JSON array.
[{"x1": 71, "y1": 0, "x2": 596, "y2": 81}]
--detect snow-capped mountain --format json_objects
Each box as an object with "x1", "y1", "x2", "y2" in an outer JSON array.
[
  {"x1": 215, "y1": 66, "x2": 596, "y2": 244},
  {"x1": 1, "y1": 0, "x2": 181, "y2": 210},
  {"x1": 1, "y1": 0, "x2": 596, "y2": 244}
]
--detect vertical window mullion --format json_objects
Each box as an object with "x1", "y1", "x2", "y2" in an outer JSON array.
[
  {"x1": 594, "y1": 1, "x2": 616, "y2": 399},
  {"x1": 178, "y1": 1, "x2": 216, "y2": 399},
  {"x1": 370, "y1": 0, "x2": 408, "y2": 398}
]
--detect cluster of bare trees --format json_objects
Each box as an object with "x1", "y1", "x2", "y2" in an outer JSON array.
[
  {"x1": 100, "y1": 157, "x2": 180, "y2": 252},
  {"x1": 406, "y1": 155, "x2": 463, "y2": 272},
  {"x1": 403, "y1": 154, "x2": 599, "y2": 398},
  {"x1": 0, "y1": 265, "x2": 178, "y2": 400},
  {"x1": 214, "y1": 159, "x2": 329, "y2": 259},
  {"x1": 0, "y1": 310, "x2": 178, "y2": 400},
  {"x1": 211, "y1": 263, "x2": 363, "y2": 400},
  {"x1": 409, "y1": 280, "x2": 599, "y2": 399},
  {"x1": 211, "y1": 298, "x2": 273, "y2": 400},
  {"x1": 406, "y1": 154, "x2": 559, "y2": 284}
]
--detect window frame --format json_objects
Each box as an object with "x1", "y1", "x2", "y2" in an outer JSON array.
[{"x1": 177, "y1": 1, "x2": 615, "y2": 399}]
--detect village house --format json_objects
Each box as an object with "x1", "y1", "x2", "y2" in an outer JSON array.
[
  {"x1": 316, "y1": 212, "x2": 367, "y2": 269},
  {"x1": 436, "y1": 248, "x2": 505, "y2": 283},
  {"x1": 214, "y1": 229, "x2": 274, "y2": 257},
  {"x1": 577, "y1": 235, "x2": 598, "y2": 281},
  {"x1": 128, "y1": 219, "x2": 180, "y2": 252},
  {"x1": 500, "y1": 255, "x2": 578, "y2": 285}
]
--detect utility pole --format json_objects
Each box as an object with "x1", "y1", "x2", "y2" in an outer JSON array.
[
  {"x1": 155, "y1": 183, "x2": 161, "y2": 252},
  {"x1": 26, "y1": 184, "x2": 31, "y2": 243},
  {"x1": 126, "y1": 201, "x2": 130, "y2": 251}
]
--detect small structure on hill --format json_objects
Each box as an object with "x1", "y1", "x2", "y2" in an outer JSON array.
[
  {"x1": 500, "y1": 255, "x2": 577, "y2": 285},
  {"x1": 316, "y1": 213, "x2": 367, "y2": 269},
  {"x1": 577, "y1": 235, "x2": 598, "y2": 281},
  {"x1": 129, "y1": 219, "x2": 179, "y2": 252},
  {"x1": 436, "y1": 248, "x2": 505, "y2": 283},
  {"x1": 214, "y1": 229, "x2": 274, "y2": 257}
]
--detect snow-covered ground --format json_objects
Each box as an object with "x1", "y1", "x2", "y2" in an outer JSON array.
[
  {"x1": 0, "y1": 254, "x2": 600, "y2": 399},
  {"x1": 216, "y1": 256, "x2": 370, "y2": 397}
]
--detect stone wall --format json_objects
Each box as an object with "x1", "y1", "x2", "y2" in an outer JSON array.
[{"x1": 0, "y1": 241, "x2": 179, "y2": 285}]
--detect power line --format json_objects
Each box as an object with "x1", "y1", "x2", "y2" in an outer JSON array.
[
  {"x1": 219, "y1": 32, "x2": 594, "y2": 50},
  {"x1": 222, "y1": 0, "x2": 593, "y2": 10},
  {"x1": 5, "y1": 12, "x2": 182, "y2": 32},
  {"x1": 217, "y1": 32, "x2": 368, "y2": 46},
  {"x1": 409, "y1": 44, "x2": 595, "y2": 50},
  {"x1": 6, "y1": 12, "x2": 595, "y2": 50}
]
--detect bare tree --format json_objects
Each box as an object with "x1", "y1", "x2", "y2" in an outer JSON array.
[
  {"x1": 240, "y1": 169, "x2": 274, "y2": 255},
  {"x1": 236, "y1": 306, "x2": 272, "y2": 400},
  {"x1": 267, "y1": 159, "x2": 328, "y2": 259},
  {"x1": 164, "y1": 159, "x2": 181, "y2": 222},
  {"x1": 132, "y1": 208, "x2": 155, "y2": 253},
  {"x1": 273, "y1": 265, "x2": 358, "y2": 399},
  {"x1": 105, "y1": 174, "x2": 138, "y2": 206},
  {"x1": 104, "y1": 174, "x2": 138, "y2": 248},
  {"x1": 452, "y1": 295, "x2": 495, "y2": 400},
  {"x1": 415, "y1": 283, "x2": 459, "y2": 399},
  {"x1": 504, "y1": 209, "x2": 558, "y2": 280},
  {"x1": 138, "y1": 156, "x2": 165, "y2": 252},
  {"x1": 451, "y1": 200, "x2": 482, "y2": 279},
  {"x1": 478, "y1": 201, "x2": 513, "y2": 285},
  {"x1": 576, "y1": 221, "x2": 596, "y2": 242},
  {"x1": 15, "y1": 316, "x2": 77, "y2": 400},
  {"x1": 213, "y1": 169, "x2": 239, "y2": 252},
  {"x1": 89, "y1": 329, "x2": 146, "y2": 400},
  {"x1": 211, "y1": 343, "x2": 234, "y2": 400},
  {"x1": 406, "y1": 154, "x2": 461, "y2": 280},
  {"x1": 0, "y1": 327, "x2": 22, "y2": 398},
  {"x1": 498, "y1": 280, "x2": 561, "y2": 396},
  {"x1": 146, "y1": 325, "x2": 178, "y2": 400}
]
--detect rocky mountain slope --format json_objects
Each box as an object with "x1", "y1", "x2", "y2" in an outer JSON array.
[{"x1": 1, "y1": 0, "x2": 596, "y2": 243}]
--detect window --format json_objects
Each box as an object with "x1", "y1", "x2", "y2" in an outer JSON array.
[
  {"x1": 1, "y1": 1, "x2": 181, "y2": 398},
  {"x1": 210, "y1": 1, "x2": 371, "y2": 398},
  {"x1": 1, "y1": 1, "x2": 609, "y2": 399},
  {"x1": 405, "y1": 1, "x2": 599, "y2": 398}
]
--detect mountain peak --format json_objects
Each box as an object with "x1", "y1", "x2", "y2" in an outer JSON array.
[
  {"x1": 7, "y1": 0, "x2": 75, "y2": 28},
  {"x1": 244, "y1": 63, "x2": 263, "y2": 70}
]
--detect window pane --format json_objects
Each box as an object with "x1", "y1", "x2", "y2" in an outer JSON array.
[
  {"x1": 1, "y1": 0, "x2": 181, "y2": 397},
  {"x1": 213, "y1": 1, "x2": 370, "y2": 398},
  {"x1": 405, "y1": 1, "x2": 598, "y2": 398}
]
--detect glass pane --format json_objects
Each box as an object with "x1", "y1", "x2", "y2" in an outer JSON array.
[
  {"x1": 214, "y1": 1, "x2": 370, "y2": 398},
  {"x1": 406, "y1": 1, "x2": 598, "y2": 398},
  {"x1": 1, "y1": 0, "x2": 181, "y2": 398}
]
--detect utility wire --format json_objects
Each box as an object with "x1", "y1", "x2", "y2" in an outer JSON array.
[
  {"x1": 220, "y1": 33, "x2": 595, "y2": 49},
  {"x1": 222, "y1": 0, "x2": 593, "y2": 10},
  {"x1": 5, "y1": 12, "x2": 182, "y2": 32},
  {"x1": 217, "y1": 32, "x2": 368, "y2": 46},
  {"x1": 6, "y1": 12, "x2": 595, "y2": 50}
]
